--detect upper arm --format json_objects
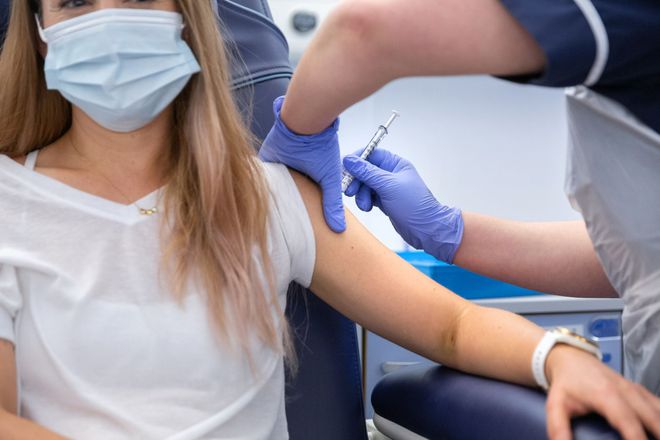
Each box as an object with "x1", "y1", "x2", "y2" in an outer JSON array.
[
  {"x1": 0, "y1": 340, "x2": 17, "y2": 414},
  {"x1": 333, "y1": 0, "x2": 546, "y2": 78},
  {"x1": 290, "y1": 171, "x2": 473, "y2": 363},
  {"x1": 282, "y1": 0, "x2": 545, "y2": 134}
]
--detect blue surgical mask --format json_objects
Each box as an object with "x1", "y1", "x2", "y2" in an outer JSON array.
[{"x1": 38, "y1": 8, "x2": 201, "y2": 133}]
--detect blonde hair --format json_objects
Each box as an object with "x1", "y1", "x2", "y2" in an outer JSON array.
[{"x1": 0, "y1": 1, "x2": 292, "y2": 369}]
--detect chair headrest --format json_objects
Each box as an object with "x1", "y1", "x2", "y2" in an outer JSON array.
[{"x1": 0, "y1": 0, "x2": 8, "y2": 47}]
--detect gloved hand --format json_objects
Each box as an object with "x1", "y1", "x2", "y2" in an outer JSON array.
[
  {"x1": 343, "y1": 149, "x2": 464, "y2": 263},
  {"x1": 259, "y1": 96, "x2": 345, "y2": 232}
]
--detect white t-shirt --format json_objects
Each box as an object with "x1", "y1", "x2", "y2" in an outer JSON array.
[{"x1": 0, "y1": 150, "x2": 316, "y2": 439}]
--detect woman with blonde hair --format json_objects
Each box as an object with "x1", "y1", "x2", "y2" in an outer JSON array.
[{"x1": 0, "y1": 1, "x2": 658, "y2": 439}]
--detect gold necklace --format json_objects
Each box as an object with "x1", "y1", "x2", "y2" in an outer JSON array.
[{"x1": 68, "y1": 136, "x2": 162, "y2": 216}]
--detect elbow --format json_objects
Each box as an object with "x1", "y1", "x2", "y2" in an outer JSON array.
[
  {"x1": 436, "y1": 301, "x2": 474, "y2": 367},
  {"x1": 328, "y1": 1, "x2": 376, "y2": 38},
  {"x1": 323, "y1": 0, "x2": 387, "y2": 60}
]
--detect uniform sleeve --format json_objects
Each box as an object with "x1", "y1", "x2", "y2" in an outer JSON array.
[
  {"x1": 261, "y1": 163, "x2": 316, "y2": 288},
  {"x1": 500, "y1": 0, "x2": 660, "y2": 88},
  {"x1": 0, "y1": 264, "x2": 22, "y2": 344}
]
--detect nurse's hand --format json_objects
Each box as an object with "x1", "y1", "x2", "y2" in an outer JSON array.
[
  {"x1": 546, "y1": 346, "x2": 660, "y2": 440},
  {"x1": 343, "y1": 149, "x2": 463, "y2": 263},
  {"x1": 260, "y1": 96, "x2": 346, "y2": 233}
]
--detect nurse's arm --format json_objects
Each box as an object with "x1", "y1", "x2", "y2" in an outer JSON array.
[
  {"x1": 292, "y1": 170, "x2": 660, "y2": 440},
  {"x1": 281, "y1": 0, "x2": 545, "y2": 134},
  {"x1": 455, "y1": 213, "x2": 618, "y2": 298},
  {"x1": 0, "y1": 340, "x2": 68, "y2": 438}
]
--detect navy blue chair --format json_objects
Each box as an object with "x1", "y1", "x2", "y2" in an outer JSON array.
[
  {"x1": 218, "y1": 2, "x2": 367, "y2": 439},
  {"x1": 0, "y1": 1, "x2": 628, "y2": 439},
  {"x1": 372, "y1": 366, "x2": 629, "y2": 440}
]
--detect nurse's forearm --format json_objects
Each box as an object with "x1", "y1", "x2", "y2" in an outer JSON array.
[
  {"x1": 0, "y1": 411, "x2": 68, "y2": 439},
  {"x1": 454, "y1": 213, "x2": 617, "y2": 298},
  {"x1": 281, "y1": 0, "x2": 545, "y2": 134}
]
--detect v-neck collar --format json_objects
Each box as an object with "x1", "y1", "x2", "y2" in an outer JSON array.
[{"x1": 0, "y1": 153, "x2": 164, "y2": 225}]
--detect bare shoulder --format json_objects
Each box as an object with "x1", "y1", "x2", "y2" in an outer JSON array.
[
  {"x1": 288, "y1": 169, "x2": 321, "y2": 202},
  {"x1": 287, "y1": 169, "x2": 326, "y2": 228}
]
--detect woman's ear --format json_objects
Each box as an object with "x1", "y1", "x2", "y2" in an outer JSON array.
[
  {"x1": 33, "y1": 14, "x2": 47, "y2": 59},
  {"x1": 38, "y1": 39, "x2": 47, "y2": 59}
]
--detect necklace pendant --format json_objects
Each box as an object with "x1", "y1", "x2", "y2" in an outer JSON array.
[{"x1": 140, "y1": 207, "x2": 158, "y2": 216}]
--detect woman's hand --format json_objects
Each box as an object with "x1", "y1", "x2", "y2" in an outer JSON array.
[
  {"x1": 343, "y1": 148, "x2": 463, "y2": 263},
  {"x1": 545, "y1": 345, "x2": 660, "y2": 440}
]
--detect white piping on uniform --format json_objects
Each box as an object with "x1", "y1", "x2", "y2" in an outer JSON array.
[{"x1": 571, "y1": 0, "x2": 610, "y2": 86}]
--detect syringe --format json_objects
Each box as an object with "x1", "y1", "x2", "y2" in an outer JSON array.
[{"x1": 341, "y1": 110, "x2": 400, "y2": 193}]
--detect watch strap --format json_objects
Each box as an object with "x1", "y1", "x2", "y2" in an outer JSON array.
[
  {"x1": 532, "y1": 332, "x2": 556, "y2": 390},
  {"x1": 532, "y1": 329, "x2": 603, "y2": 390}
]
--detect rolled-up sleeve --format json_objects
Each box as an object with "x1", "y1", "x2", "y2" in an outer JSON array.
[
  {"x1": 262, "y1": 163, "x2": 316, "y2": 288},
  {"x1": 0, "y1": 265, "x2": 22, "y2": 344}
]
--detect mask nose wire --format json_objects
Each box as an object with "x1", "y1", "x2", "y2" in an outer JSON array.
[{"x1": 33, "y1": 5, "x2": 207, "y2": 44}]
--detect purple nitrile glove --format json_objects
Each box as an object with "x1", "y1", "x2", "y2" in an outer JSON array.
[
  {"x1": 343, "y1": 148, "x2": 464, "y2": 263},
  {"x1": 259, "y1": 96, "x2": 345, "y2": 233}
]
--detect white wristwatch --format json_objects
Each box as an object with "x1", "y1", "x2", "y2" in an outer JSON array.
[{"x1": 532, "y1": 327, "x2": 602, "y2": 390}]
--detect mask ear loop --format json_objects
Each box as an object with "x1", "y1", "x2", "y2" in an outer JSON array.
[{"x1": 34, "y1": 14, "x2": 48, "y2": 43}]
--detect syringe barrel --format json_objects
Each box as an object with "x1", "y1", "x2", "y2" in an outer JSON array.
[
  {"x1": 341, "y1": 111, "x2": 399, "y2": 193},
  {"x1": 341, "y1": 171, "x2": 354, "y2": 192},
  {"x1": 359, "y1": 127, "x2": 388, "y2": 159}
]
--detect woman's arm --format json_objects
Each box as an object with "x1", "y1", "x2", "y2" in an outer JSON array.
[
  {"x1": 0, "y1": 340, "x2": 68, "y2": 439},
  {"x1": 454, "y1": 213, "x2": 618, "y2": 298},
  {"x1": 281, "y1": 0, "x2": 545, "y2": 134},
  {"x1": 291, "y1": 171, "x2": 660, "y2": 440}
]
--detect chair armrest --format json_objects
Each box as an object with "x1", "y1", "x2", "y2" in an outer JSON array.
[{"x1": 372, "y1": 365, "x2": 624, "y2": 440}]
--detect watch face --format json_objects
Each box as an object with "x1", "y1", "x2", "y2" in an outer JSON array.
[{"x1": 554, "y1": 327, "x2": 599, "y2": 348}]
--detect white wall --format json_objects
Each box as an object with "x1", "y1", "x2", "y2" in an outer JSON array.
[{"x1": 338, "y1": 75, "x2": 580, "y2": 250}]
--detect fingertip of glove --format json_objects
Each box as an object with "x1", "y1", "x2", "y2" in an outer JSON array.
[
  {"x1": 356, "y1": 199, "x2": 372, "y2": 213},
  {"x1": 323, "y1": 207, "x2": 347, "y2": 233},
  {"x1": 327, "y1": 218, "x2": 347, "y2": 233},
  {"x1": 345, "y1": 180, "x2": 360, "y2": 197},
  {"x1": 343, "y1": 155, "x2": 361, "y2": 172}
]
